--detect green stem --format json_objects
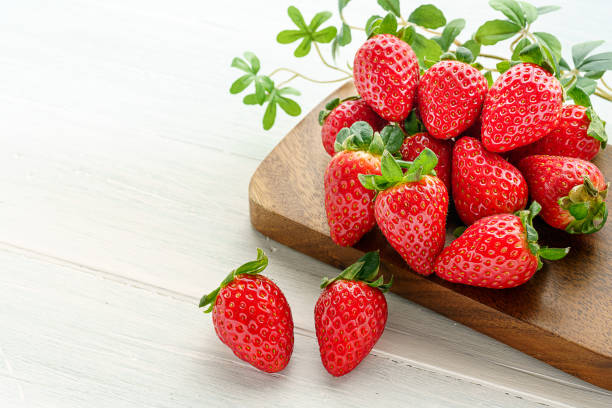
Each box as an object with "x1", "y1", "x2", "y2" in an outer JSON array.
[
  {"x1": 595, "y1": 89, "x2": 612, "y2": 102},
  {"x1": 340, "y1": 10, "x2": 365, "y2": 31},
  {"x1": 601, "y1": 78, "x2": 612, "y2": 93},
  {"x1": 268, "y1": 67, "x2": 351, "y2": 85},
  {"x1": 314, "y1": 42, "x2": 353, "y2": 75}
]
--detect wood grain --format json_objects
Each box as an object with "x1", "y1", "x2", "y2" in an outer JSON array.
[{"x1": 249, "y1": 82, "x2": 612, "y2": 390}]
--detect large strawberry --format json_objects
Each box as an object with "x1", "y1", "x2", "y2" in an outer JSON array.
[
  {"x1": 315, "y1": 251, "x2": 391, "y2": 377},
  {"x1": 509, "y1": 105, "x2": 607, "y2": 162},
  {"x1": 452, "y1": 137, "x2": 527, "y2": 225},
  {"x1": 353, "y1": 34, "x2": 420, "y2": 122},
  {"x1": 360, "y1": 149, "x2": 448, "y2": 275},
  {"x1": 199, "y1": 249, "x2": 294, "y2": 372},
  {"x1": 400, "y1": 111, "x2": 453, "y2": 191},
  {"x1": 417, "y1": 60, "x2": 488, "y2": 140},
  {"x1": 319, "y1": 97, "x2": 387, "y2": 156},
  {"x1": 325, "y1": 122, "x2": 404, "y2": 246},
  {"x1": 434, "y1": 202, "x2": 569, "y2": 289},
  {"x1": 481, "y1": 63, "x2": 563, "y2": 152},
  {"x1": 518, "y1": 155, "x2": 608, "y2": 234}
]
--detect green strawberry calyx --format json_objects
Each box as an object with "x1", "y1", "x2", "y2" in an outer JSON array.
[
  {"x1": 318, "y1": 96, "x2": 360, "y2": 125},
  {"x1": 585, "y1": 107, "x2": 608, "y2": 149},
  {"x1": 320, "y1": 251, "x2": 393, "y2": 292},
  {"x1": 359, "y1": 148, "x2": 438, "y2": 192},
  {"x1": 516, "y1": 201, "x2": 570, "y2": 270},
  {"x1": 402, "y1": 110, "x2": 427, "y2": 136},
  {"x1": 558, "y1": 175, "x2": 609, "y2": 234},
  {"x1": 335, "y1": 121, "x2": 404, "y2": 155},
  {"x1": 198, "y1": 248, "x2": 269, "y2": 313}
]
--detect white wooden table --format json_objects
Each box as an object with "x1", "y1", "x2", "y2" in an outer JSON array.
[{"x1": 1, "y1": 0, "x2": 611, "y2": 406}]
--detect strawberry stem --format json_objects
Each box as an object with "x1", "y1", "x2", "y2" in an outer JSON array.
[
  {"x1": 321, "y1": 251, "x2": 393, "y2": 292},
  {"x1": 559, "y1": 176, "x2": 609, "y2": 234}
]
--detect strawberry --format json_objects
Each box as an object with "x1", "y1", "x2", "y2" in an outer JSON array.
[
  {"x1": 452, "y1": 137, "x2": 528, "y2": 225},
  {"x1": 518, "y1": 155, "x2": 608, "y2": 234},
  {"x1": 325, "y1": 122, "x2": 404, "y2": 246},
  {"x1": 481, "y1": 63, "x2": 563, "y2": 152},
  {"x1": 417, "y1": 60, "x2": 488, "y2": 140},
  {"x1": 509, "y1": 105, "x2": 608, "y2": 163},
  {"x1": 360, "y1": 149, "x2": 448, "y2": 275},
  {"x1": 434, "y1": 202, "x2": 569, "y2": 289},
  {"x1": 199, "y1": 249, "x2": 294, "y2": 372},
  {"x1": 315, "y1": 251, "x2": 391, "y2": 377},
  {"x1": 400, "y1": 111, "x2": 453, "y2": 191},
  {"x1": 353, "y1": 34, "x2": 420, "y2": 122},
  {"x1": 319, "y1": 97, "x2": 387, "y2": 156}
]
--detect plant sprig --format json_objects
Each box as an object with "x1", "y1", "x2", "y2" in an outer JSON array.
[{"x1": 230, "y1": 0, "x2": 612, "y2": 130}]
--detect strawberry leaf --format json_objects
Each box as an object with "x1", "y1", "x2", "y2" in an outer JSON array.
[
  {"x1": 518, "y1": 1, "x2": 538, "y2": 24},
  {"x1": 572, "y1": 40, "x2": 604, "y2": 67},
  {"x1": 408, "y1": 5, "x2": 446, "y2": 29},
  {"x1": 475, "y1": 20, "x2": 521, "y2": 45},
  {"x1": 578, "y1": 52, "x2": 612, "y2": 73},
  {"x1": 263, "y1": 99, "x2": 277, "y2": 130},
  {"x1": 380, "y1": 125, "x2": 404, "y2": 153},
  {"x1": 320, "y1": 251, "x2": 392, "y2": 292},
  {"x1": 378, "y1": 12, "x2": 398, "y2": 35},
  {"x1": 230, "y1": 75, "x2": 255, "y2": 94},
  {"x1": 536, "y1": 5, "x2": 560, "y2": 15},
  {"x1": 377, "y1": 0, "x2": 401, "y2": 17},
  {"x1": 489, "y1": 0, "x2": 525, "y2": 27},
  {"x1": 567, "y1": 86, "x2": 592, "y2": 107},
  {"x1": 586, "y1": 107, "x2": 608, "y2": 148},
  {"x1": 462, "y1": 39, "x2": 481, "y2": 59},
  {"x1": 410, "y1": 33, "x2": 443, "y2": 67},
  {"x1": 511, "y1": 38, "x2": 531, "y2": 60},
  {"x1": 533, "y1": 32, "x2": 562, "y2": 60},
  {"x1": 381, "y1": 150, "x2": 404, "y2": 182},
  {"x1": 287, "y1": 6, "x2": 307, "y2": 30},
  {"x1": 276, "y1": 96, "x2": 301, "y2": 116},
  {"x1": 434, "y1": 18, "x2": 465, "y2": 52}
]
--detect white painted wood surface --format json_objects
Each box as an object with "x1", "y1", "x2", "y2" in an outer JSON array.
[{"x1": 1, "y1": 0, "x2": 611, "y2": 406}]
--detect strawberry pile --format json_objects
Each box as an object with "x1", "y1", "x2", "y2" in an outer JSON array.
[{"x1": 321, "y1": 31, "x2": 609, "y2": 289}]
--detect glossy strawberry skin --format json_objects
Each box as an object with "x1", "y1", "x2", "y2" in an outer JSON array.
[
  {"x1": 452, "y1": 137, "x2": 528, "y2": 225},
  {"x1": 375, "y1": 176, "x2": 448, "y2": 275},
  {"x1": 212, "y1": 274, "x2": 294, "y2": 373},
  {"x1": 325, "y1": 151, "x2": 381, "y2": 246},
  {"x1": 434, "y1": 214, "x2": 538, "y2": 289},
  {"x1": 321, "y1": 100, "x2": 387, "y2": 156},
  {"x1": 481, "y1": 63, "x2": 563, "y2": 153},
  {"x1": 353, "y1": 34, "x2": 420, "y2": 122},
  {"x1": 509, "y1": 105, "x2": 601, "y2": 163},
  {"x1": 315, "y1": 280, "x2": 388, "y2": 377},
  {"x1": 518, "y1": 155, "x2": 607, "y2": 229},
  {"x1": 400, "y1": 132, "x2": 452, "y2": 191},
  {"x1": 418, "y1": 60, "x2": 488, "y2": 140}
]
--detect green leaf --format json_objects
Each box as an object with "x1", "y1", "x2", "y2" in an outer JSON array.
[
  {"x1": 278, "y1": 86, "x2": 300, "y2": 96},
  {"x1": 313, "y1": 26, "x2": 337, "y2": 43},
  {"x1": 518, "y1": 43, "x2": 543, "y2": 65},
  {"x1": 518, "y1": 1, "x2": 538, "y2": 24},
  {"x1": 474, "y1": 20, "x2": 521, "y2": 45},
  {"x1": 559, "y1": 57, "x2": 571, "y2": 71},
  {"x1": 243, "y1": 52, "x2": 260, "y2": 74},
  {"x1": 435, "y1": 18, "x2": 465, "y2": 51},
  {"x1": 536, "y1": 5, "x2": 561, "y2": 15},
  {"x1": 337, "y1": 23, "x2": 352, "y2": 46},
  {"x1": 512, "y1": 38, "x2": 531, "y2": 60},
  {"x1": 586, "y1": 107, "x2": 608, "y2": 147},
  {"x1": 294, "y1": 37, "x2": 312, "y2": 57},
  {"x1": 489, "y1": 0, "x2": 525, "y2": 27},
  {"x1": 484, "y1": 70, "x2": 494, "y2": 87},
  {"x1": 338, "y1": 0, "x2": 352, "y2": 12},
  {"x1": 381, "y1": 151, "x2": 403, "y2": 183},
  {"x1": 230, "y1": 74, "x2": 254, "y2": 94},
  {"x1": 453, "y1": 226, "x2": 467, "y2": 237},
  {"x1": 403, "y1": 110, "x2": 426, "y2": 135},
  {"x1": 377, "y1": 0, "x2": 401, "y2": 17},
  {"x1": 277, "y1": 30, "x2": 304, "y2": 44},
  {"x1": 365, "y1": 15, "x2": 383, "y2": 37},
  {"x1": 350, "y1": 121, "x2": 374, "y2": 144},
  {"x1": 287, "y1": 6, "x2": 307, "y2": 30},
  {"x1": 572, "y1": 40, "x2": 604, "y2": 67},
  {"x1": 400, "y1": 25, "x2": 416, "y2": 44},
  {"x1": 378, "y1": 12, "x2": 398, "y2": 35},
  {"x1": 408, "y1": 5, "x2": 446, "y2": 29},
  {"x1": 369, "y1": 132, "x2": 386, "y2": 155},
  {"x1": 405, "y1": 148, "x2": 438, "y2": 181},
  {"x1": 578, "y1": 52, "x2": 612, "y2": 72},
  {"x1": 243, "y1": 94, "x2": 258, "y2": 105},
  {"x1": 456, "y1": 46, "x2": 474, "y2": 63},
  {"x1": 358, "y1": 174, "x2": 378, "y2": 190},
  {"x1": 411, "y1": 33, "x2": 443, "y2": 66},
  {"x1": 462, "y1": 39, "x2": 481, "y2": 58},
  {"x1": 539, "y1": 247, "x2": 569, "y2": 260},
  {"x1": 569, "y1": 202, "x2": 589, "y2": 220},
  {"x1": 231, "y1": 57, "x2": 252, "y2": 73},
  {"x1": 309, "y1": 11, "x2": 332, "y2": 32},
  {"x1": 567, "y1": 86, "x2": 592, "y2": 107},
  {"x1": 496, "y1": 60, "x2": 512, "y2": 73},
  {"x1": 334, "y1": 128, "x2": 351, "y2": 151},
  {"x1": 576, "y1": 77, "x2": 597, "y2": 95},
  {"x1": 380, "y1": 125, "x2": 404, "y2": 153},
  {"x1": 584, "y1": 70, "x2": 605, "y2": 80},
  {"x1": 276, "y1": 96, "x2": 301, "y2": 116},
  {"x1": 533, "y1": 32, "x2": 561, "y2": 59},
  {"x1": 263, "y1": 99, "x2": 277, "y2": 130}
]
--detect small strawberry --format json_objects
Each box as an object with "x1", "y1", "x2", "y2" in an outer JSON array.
[
  {"x1": 434, "y1": 202, "x2": 569, "y2": 289},
  {"x1": 481, "y1": 63, "x2": 563, "y2": 153},
  {"x1": 325, "y1": 122, "x2": 404, "y2": 246},
  {"x1": 199, "y1": 249, "x2": 294, "y2": 372},
  {"x1": 319, "y1": 97, "x2": 387, "y2": 156},
  {"x1": 360, "y1": 149, "x2": 448, "y2": 275},
  {"x1": 400, "y1": 111, "x2": 453, "y2": 191},
  {"x1": 353, "y1": 34, "x2": 420, "y2": 122},
  {"x1": 452, "y1": 137, "x2": 528, "y2": 225},
  {"x1": 509, "y1": 105, "x2": 608, "y2": 163},
  {"x1": 315, "y1": 251, "x2": 391, "y2": 377},
  {"x1": 417, "y1": 60, "x2": 488, "y2": 140},
  {"x1": 518, "y1": 155, "x2": 608, "y2": 234}
]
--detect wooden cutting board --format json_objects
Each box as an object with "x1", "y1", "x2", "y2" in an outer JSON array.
[{"x1": 248, "y1": 82, "x2": 612, "y2": 390}]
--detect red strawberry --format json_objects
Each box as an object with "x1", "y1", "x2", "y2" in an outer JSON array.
[
  {"x1": 199, "y1": 249, "x2": 294, "y2": 372},
  {"x1": 319, "y1": 97, "x2": 387, "y2": 156},
  {"x1": 353, "y1": 34, "x2": 420, "y2": 122},
  {"x1": 325, "y1": 122, "x2": 404, "y2": 246},
  {"x1": 360, "y1": 149, "x2": 448, "y2": 275},
  {"x1": 417, "y1": 60, "x2": 488, "y2": 140},
  {"x1": 481, "y1": 63, "x2": 563, "y2": 152},
  {"x1": 518, "y1": 155, "x2": 608, "y2": 233},
  {"x1": 435, "y1": 202, "x2": 569, "y2": 288},
  {"x1": 400, "y1": 111, "x2": 453, "y2": 191},
  {"x1": 315, "y1": 251, "x2": 391, "y2": 377},
  {"x1": 509, "y1": 105, "x2": 607, "y2": 163},
  {"x1": 452, "y1": 137, "x2": 528, "y2": 225}
]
